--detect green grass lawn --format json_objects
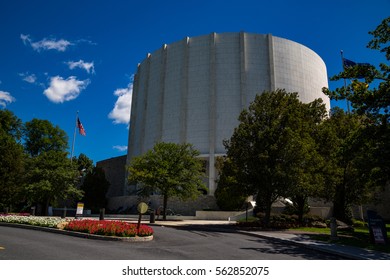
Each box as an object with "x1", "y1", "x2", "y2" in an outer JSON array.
[{"x1": 290, "y1": 225, "x2": 390, "y2": 253}]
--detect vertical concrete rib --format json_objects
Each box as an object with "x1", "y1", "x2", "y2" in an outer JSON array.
[
  {"x1": 180, "y1": 37, "x2": 189, "y2": 144},
  {"x1": 158, "y1": 44, "x2": 168, "y2": 142},
  {"x1": 128, "y1": 67, "x2": 140, "y2": 160},
  {"x1": 208, "y1": 32, "x2": 217, "y2": 195},
  {"x1": 140, "y1": 53, "x2": 151, "y2": 154},
  {"x1": 125, "y1": 67, "x2": 140, "y2": 195},
  {"x1": 268, "y1": 34, "x2": 276, "y2": 91},
  {"x1": 239, "y1": 31, "x2": 247, "y2": 110}
]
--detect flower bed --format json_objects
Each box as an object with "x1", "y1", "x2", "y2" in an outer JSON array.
[
  {"x1": 0, "y1": 215, "x2": 154, "y2": 239},
  {"x1": 64, "y1": 219, "x2": 153, "y2": 237},
  {"x1": 0, "y1": 214, "x2": 68, "y2": 228}
]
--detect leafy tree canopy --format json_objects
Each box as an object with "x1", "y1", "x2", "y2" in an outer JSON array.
[
  {"x1": 0, "y1": 110, "x2": 25, "y2": 210},
  {"x1": 223, "y1": 89, "x2": 327, "y2": 225},
  {"x1": 316, "y1": 108, "x2": 368, "y2": 222},
  {"x1": 322, "y1": 16, "x2": 390, "y2": 198},
  {"x1": 81, "y1": 166, "x2": 110, "y2": 213},
  {"x1": 23, "y1": 118, "x2": 68, "y2": 157},
  {"x1": 127, "y1": 142, "x2": 206, "y2": 220},
  {"x1": 214, "y1": 156, "x2": 248, "y2": 211},
  {"x1": 323, "y1": 16, "x2": 390, "y2": 123},
  {"x1": 25, "y1": 150, "x2": 83, "y2": 213},
  {"x1": 0, "y1": 109, "x2": 23, "y2": 141},
  {"x1": 0, "y1": 132, "x2": 25, "y2": 210},
  {"x1": 75, "y1": 153, "x2": 94, "y2": 174}
]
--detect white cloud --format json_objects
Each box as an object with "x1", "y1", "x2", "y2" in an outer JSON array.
[
  {"x1": 19, "y1": 72, "x2": 37, "y2": 84},
  {"x1": 0, "y1": 91, "x2": 15, "y2": 108},
  {"x1": 20, "y1": 34, "x2": 30, "y2": 45},
  {"x1": 113, "y1": 145, "x2": 128, "y2": 152},
  {"x1": 43, "y1": 76, "x2": 89, "y2": 103},
  {"x1": 108, "y1": 83, "x2": 132, "y2": 125},
  {"x1": 66, "y1": 60, "x2": 95, "y2": 74},
  {"x1": 21, "y1": 34, "x2": 72, "y2": 52}
]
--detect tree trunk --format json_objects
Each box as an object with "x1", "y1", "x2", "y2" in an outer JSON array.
[
  {"x1": 264, "y1": 201, "x2": 272, "y2": 228},
  {"x1": 295, "y1": 195, "x2": 307, "y2": 225},
  {"x1": 163, "y1": 194, "x2": 168, "y2": 221},
  {"x1": 333, "y1": 183, "x2": 352, "y2": 224},
  {"x1": 44, "y1": 198, "x2": 50, "y2": 216}
]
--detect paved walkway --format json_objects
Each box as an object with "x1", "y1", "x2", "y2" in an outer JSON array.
[{"x1": 151, "y1": 219, "x2": 390, "y2": 260}]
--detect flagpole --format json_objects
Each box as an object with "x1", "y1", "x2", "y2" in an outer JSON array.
[
  {"x1": 70, "y1": 111, "x2": 79, "y2": 163},
  {"x1": 340, "y1": 50, "x2": 350, "y2": 113}
]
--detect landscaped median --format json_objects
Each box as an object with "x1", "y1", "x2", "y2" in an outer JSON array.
[{"x1": 0, "y1": 215, "x2": 154, "y2": 242}]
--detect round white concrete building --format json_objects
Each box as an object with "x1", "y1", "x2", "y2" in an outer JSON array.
[{"x1": 126, "y1": 32, "x2": 329, "y2": 195}]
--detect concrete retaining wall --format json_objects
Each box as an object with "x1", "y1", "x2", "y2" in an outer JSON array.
[{"x1": 108, "y1": 195, "x2": 218, "y2": 216}]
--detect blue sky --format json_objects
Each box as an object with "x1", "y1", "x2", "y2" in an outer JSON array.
[{"x1": 1, "y1": 0, "x2": 389, "y2": 164}]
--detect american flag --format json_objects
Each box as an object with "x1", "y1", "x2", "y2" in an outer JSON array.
[{"x1": 77, "y1": 118, "x2": 86, "y2": 136}]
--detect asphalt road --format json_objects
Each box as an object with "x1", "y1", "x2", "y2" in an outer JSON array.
[{"x1": 0, "y1": 224, "x2": 344, "y2": 260}]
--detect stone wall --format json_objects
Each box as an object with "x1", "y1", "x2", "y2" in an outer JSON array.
[
  {"x1": 361, "y1": 183, "x2": 390, "y2": 222},
  {"x1": 107, "y1": 195, "x2": 218, "y2": 216},
  {"x1": 96, "y1": 155, "x2": 127, "y2": 198}
]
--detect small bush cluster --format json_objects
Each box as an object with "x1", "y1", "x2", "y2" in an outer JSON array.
[
  {"x1": 64, "y1": 219, "x2": 154, "y2": 237},
  {"x1": 352, "y1": 219, "x2": 368, "y2": 228},
  {"x1": 237, "y1": 213, "x2": 328, "y2": 229}
]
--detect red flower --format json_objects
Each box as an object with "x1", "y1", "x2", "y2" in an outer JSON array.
[{"x1": 64, "y1": 219, "x2": 153, "y2": 237}]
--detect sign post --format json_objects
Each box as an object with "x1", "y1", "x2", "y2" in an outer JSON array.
[
  {"x1": 137, "y1": 202, "x2": 149, "y2": 235},
  {"x1": 75, "y1": 202, "x2": 84, "y2": 219}
]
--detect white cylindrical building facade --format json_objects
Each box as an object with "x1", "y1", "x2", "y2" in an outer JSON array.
[{"x1": 126, "y1": 32, "x2": 329, "y2": 195}]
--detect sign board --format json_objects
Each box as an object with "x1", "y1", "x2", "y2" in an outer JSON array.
[
  {"x1": 76, "y1": 202, "x2": 84, "y2": 216},
  {"x1": 372, "y1": 227, "x2": 386, "y2": 243},
  {"x1": 367, "y1": 210, "x2": 387, "y2": 245},
  {"x1": 137, "y1": 202, "x2": 149, "y2": 214}
]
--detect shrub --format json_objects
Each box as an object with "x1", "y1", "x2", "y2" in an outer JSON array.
[
  {"x1": 237, "y1": 213, "x2": 301, "y2": 229},
  {"x1": 238, "y1": 212, "x2": 329, "y2": 229},
  {"x1": 352, "y1": 219, "x2": 367, "y2": 228}
]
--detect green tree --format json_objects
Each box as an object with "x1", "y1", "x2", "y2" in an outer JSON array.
[
  {"x1": 25, "y1": 150, "x2": 83, "y2": 214},
  {"x1": 317, "y1": 108, "x2": 368, "y2": 223},
  {"x1": 127, "y1": 142, "x2": 206, "y2": 220},
  {"x1": 0, "y1": 109, "x2": 23, "y2": 141},
  {"x1": 75, "y1": 153, "x2": 94, "y2": 176},
  {"x1": 80, "y1": 167, "x2": 110, "y2": 213},
  {"x1": 23, "y1": 118, "x2": 68, "y2": 157},
  {"x1": 323, "y1": 17, "x2": 390, "y2": 186},
  {"x1": 223, "y1": 89, "x2": 327, "y2": 226},
  {"x1": 287, "y1": 99, "x2": 327, "y2": 223},
  {"x1": 324, "y1": 17, "x2": 389, "y2": 123},
  {"x1": 214, "y1": 157, "x2": 248, "y2": 211},
  {"x1": 23, "y1": 118, "x2": 82, "y2": 214},
  {"x1": 0, "y1": 110, "x2": 25, "y2": 211}
]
